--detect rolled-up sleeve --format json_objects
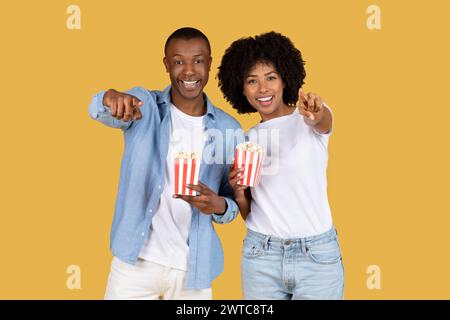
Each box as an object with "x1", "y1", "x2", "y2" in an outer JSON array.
[
  {"x1": 88, "y1": 90, "x2": 133, "y2": 130},
  {"x1": 212, "y1": 196, "x2": 239, "y2": 224}
]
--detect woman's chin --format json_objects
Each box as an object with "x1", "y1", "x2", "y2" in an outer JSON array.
[{"x1": 260, "y1": 107, "x2": 277, "y2": 117}]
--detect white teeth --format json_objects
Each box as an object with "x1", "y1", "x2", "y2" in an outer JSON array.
[
  {"x1": 183, "y1": 80, "x2": 198, "y2": 85},
  {"x1": 257, "y1": 96, "x2": 273, "y2": 102}
]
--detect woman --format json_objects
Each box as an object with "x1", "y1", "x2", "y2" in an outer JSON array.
[{"x1": 217, "y1": 31, "x2": 344, "y2": 300}]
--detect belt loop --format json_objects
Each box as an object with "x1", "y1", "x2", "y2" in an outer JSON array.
[
  {"x1": 262, "y1": 235, "x2": 270, "y2": 250},
  {"x1": 301, "y1": 238, "x2": 307, "y2": 254}
]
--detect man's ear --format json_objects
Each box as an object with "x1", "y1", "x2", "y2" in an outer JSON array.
[
  {"x1": 208, "y1": 56, "x2": 212, "y2": 71},
  {"x1": 163, "y1": 57, "x2": 169, "y2": 72}
]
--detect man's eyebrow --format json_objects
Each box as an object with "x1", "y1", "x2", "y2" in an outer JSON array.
[{"x1": 171, "y1": 53, "x2": 206, "y2": 58}]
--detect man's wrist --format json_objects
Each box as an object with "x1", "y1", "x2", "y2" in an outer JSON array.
[{"x1": 215, "y1": 197, "x2": 228, "y2": 215}]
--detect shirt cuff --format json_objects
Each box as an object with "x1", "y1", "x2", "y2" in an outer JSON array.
[
  {"x1": 90, "y1": 91, "x2": 110, "y2": 119},
  {"x1": 212, "y1": 197, "x2": 238, "y2": 224}
]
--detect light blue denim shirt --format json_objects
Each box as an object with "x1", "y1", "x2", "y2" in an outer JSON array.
[{"x1": 88, "y1": 86, "x2": 244, "y2": 289}]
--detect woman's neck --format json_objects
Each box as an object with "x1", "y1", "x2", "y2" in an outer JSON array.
[{"x1": 260, "y1": 104, "x2": 295, "y2": 122}]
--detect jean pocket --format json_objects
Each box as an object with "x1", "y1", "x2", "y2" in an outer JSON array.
[
  {"x1": 242, "y1": 238, "x2": 265, "y2": 258},
  {"x1": 307, "y1": 238, "x2": 342, "y2": 265}
]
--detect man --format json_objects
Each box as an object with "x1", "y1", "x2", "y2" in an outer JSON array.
[{"x1": 88, "y1": 27, "x2": 242, "y2": 299}]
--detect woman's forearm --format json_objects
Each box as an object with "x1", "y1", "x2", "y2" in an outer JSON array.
[{"x1": 235, "y1": 189, "x2": 252, "y2": 220}]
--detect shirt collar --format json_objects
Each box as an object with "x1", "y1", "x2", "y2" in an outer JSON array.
[{"x1": 160, "y1": 85, "x2": 216, "y2": 120}]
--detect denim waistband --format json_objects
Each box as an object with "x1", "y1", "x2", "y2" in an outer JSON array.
[{"x1": 246, "y1": 227, "x2": 338, "y2": 249}]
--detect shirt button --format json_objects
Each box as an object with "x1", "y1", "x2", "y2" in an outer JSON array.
[
  {"x1": 141, "y1": 233, "x2": 145, "y2": 237},
  {"x1": 149, "y1": 209, "x2": 153, "y2": 213},
  {"x1": 158, "y1": 185, "x2": 161, "y2": 189}
]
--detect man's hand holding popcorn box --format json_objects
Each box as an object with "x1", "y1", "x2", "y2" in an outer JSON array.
[{"x1": 173, "y1": 151, "x2": 228, "y2": 215}]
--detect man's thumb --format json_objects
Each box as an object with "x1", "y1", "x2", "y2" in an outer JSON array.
[{"x1": 132, "y1": 97, "x2": 143, "y2": 107}]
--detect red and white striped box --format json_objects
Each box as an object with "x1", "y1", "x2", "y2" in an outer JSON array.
[
  {"x1": 234, "y1": 142, "x2": 264, "y2": 187},
  {"x1": 174, "y1": 152, "x2": 201, "y2": 196}
]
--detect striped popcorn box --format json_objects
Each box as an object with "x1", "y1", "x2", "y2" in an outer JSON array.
[
  {"x1": 174, "y1": 152, "x2": 201, "y2": 196},
  {"x1": 234, "y1": 142, "x2": 264, "y2": 187}
]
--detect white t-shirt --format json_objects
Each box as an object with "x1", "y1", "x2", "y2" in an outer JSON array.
[
  {"x1": 139, "y1": 103, "x2": 207, "y2": 271},
  {"x1": 246, "y1": 106, "x2": 334, "y2": 238}
]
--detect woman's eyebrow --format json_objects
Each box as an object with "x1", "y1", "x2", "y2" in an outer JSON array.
[{"x1": 246, "y1": 70, "x2": 277, "y2": 77}]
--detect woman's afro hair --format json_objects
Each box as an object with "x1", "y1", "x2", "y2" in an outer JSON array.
[{"x1": 217, "y1": 31, "x2": 306, "y2": 114}]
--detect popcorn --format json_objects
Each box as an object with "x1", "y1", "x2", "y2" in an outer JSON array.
[
  {"x1": 236, "y1": 142, "x2": 263, "y2": 153},
  {"x1": 175, "y1": 151, "x2": 200, "y2": 160},
  {"x1": 174, "y1": 152, "x2": 201, "y2": 196},
  {"x1": 234, "y1": 142, "x2": 264, "y2": 187}
]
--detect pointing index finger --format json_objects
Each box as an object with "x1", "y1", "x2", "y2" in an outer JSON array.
[{"x1": 300, "y1": 89, "x2": 308, "y2": 104}]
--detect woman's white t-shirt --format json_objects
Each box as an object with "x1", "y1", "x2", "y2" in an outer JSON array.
[{"x1": 246, "y1": 106, "x2": 334, "y2": 238}]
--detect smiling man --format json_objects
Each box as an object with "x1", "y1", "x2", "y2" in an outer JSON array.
[{"x1": 88, "y1": 27, "x2": 243, "y2": 300}]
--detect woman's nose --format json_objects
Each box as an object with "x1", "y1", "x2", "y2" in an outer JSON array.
[{"x1": 258, "y1": 83, "x2": 269, "y2": 93}]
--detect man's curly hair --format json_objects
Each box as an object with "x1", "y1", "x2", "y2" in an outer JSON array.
[{"x1": 217, "y1": 31, "x2": 306, "y2": 114}]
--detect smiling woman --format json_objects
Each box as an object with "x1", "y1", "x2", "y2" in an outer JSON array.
[
  {"x1": 243, "y1": 62, "x2": 291, "y2": 122},
  {"x1": 218, "y1": 31, "x2": 305, "y2": 116},
  {"x1": 217, "y1": 31, "x2": 341, "y2": 300}
]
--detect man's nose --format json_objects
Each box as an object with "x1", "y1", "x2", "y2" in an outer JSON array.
[{"x1": 184, "y1": 64, "x2": 195, "y2": 76}]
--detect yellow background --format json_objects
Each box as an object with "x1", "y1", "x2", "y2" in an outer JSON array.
[{"x1": 1, "y1": 0, "x2": 449, "y2": 299}]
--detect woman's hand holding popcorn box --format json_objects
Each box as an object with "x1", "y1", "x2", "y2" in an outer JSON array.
[{"x1": 233, "y1": 142, "x2": 264, "y2": 187}]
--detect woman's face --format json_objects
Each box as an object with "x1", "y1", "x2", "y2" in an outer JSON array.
[{"x1": 243, "y1": 62, "x2": 290, "y2": 121}]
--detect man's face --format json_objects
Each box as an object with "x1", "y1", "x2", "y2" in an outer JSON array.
[{"x1": 163, "y1": 38, "x2": 212, "y2": 102}]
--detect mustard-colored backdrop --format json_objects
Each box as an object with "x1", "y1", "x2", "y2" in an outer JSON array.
[{"x1": 1, "y1": 0, "x2": 449, "y2": 299}]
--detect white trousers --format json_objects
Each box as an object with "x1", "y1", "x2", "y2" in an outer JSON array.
[{"x1": 104, "y1": 257, "x2": 212, "y2": 300}]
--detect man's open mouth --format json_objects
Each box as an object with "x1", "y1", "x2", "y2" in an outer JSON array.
[{"x1": 180, "y1": 80, "x2": 201, "y2": 89}]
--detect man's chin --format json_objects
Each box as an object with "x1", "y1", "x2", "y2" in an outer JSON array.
[{"x1": 177, "y1": 86, "x2": 204, "y2": 100}]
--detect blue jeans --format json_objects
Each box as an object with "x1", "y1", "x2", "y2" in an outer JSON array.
[{"x1": 242, "y1": 228, "x2": 344, "y2": 300}]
